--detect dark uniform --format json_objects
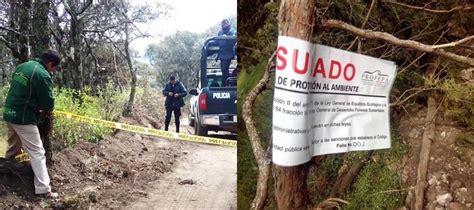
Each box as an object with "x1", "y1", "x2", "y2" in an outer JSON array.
[
  {"x1": 218, "y1": 19, "x2": 237, "y2": 86},
  {"x1": 162, "y1": 80, "x2": 187, "y2": 132}
]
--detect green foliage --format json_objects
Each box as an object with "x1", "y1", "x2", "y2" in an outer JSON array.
[
  {"x1": 236, "y1": 2, "x2": 280, "y2": 208},
  {"x1": 237, "y1": 61, "x2": 266, "y2": 114},
  {"x1": 237, "y1": 129, "x2": 259, "y2": 209},
  {"x1": 457, "y1": 132, "x2": 474, "y2": 145},
  {"x1": 455, "y1": 131, "x2": 474, "y2": 166},
  {"x1": 139, "y1": 85, "x2": 166, "y2": 120},
  {"x1": 237, "y1": 0, "x2": 472, "y2": 209},
  {"x1": 441, "y1": 79, "x2": 474, "y2": 127},
  {"x1": 0, "y1": 85, "x2": 10, "y2": 108},
  {"x1": 52, "y1": 86, "x2": 129, "y2": 149},
  {"x1": 345, "y1": 134, "x2": 407, "y2": 210},
  {"x1": 145, "y1": 31, "x2": 203, "y2": 89},
  {"x1": 97, "y1": 82, "x2": 130, "y2": 120},
  {"x1": 238, "y1": 0, "x2": 279, "y2": 68},
  {"x1": 0, "y1": 123, "x2": 6, "y2": 157},
  {"x1": 237, "y1": 59, "x2": 274, "y2": 209},
  {"x1": 0, "y1": 85, "x2": 10, "y2": 156}
]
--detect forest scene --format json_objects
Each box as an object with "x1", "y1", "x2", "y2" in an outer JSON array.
[
  {"x1": 238, "y1": 0, "x2": 473, "y2": 209},
  {"x1": 0, "y1": 0, "x2": 237, "y2": 208}
]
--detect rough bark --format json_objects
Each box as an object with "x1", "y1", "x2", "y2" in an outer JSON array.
[
  {"x1": 18, "y1": 0, "x2": 30, "y2": 61},
  {"x1": 123, "y1": 21, "x2": 136, "y2": 117},
  {"x1": 274, "y1": 0, "x2": 316, "y2": 209},
  {"x1": 62, "y1": 0, "x2": 93, "y2": 89},
  {"x1": 413, "y1": 61, "x2": 438, "y2": 210},
  {"x1": 7, "y1": 0, "x2": 30, "y2": 63},
  {"x1": 31, "y1": 0, "x2": 50, "y2": 57},
  {"x1": 242, "y1": 52, "x2": 275, "y2": 210}
]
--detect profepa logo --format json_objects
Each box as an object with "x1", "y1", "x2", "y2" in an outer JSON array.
[{"x1": 361, "y1": 70, "x2": 389, "y2": 87}]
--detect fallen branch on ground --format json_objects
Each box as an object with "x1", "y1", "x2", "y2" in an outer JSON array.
[{"x1": 414, "y1": 60, "x2": 442, "y2": 210}]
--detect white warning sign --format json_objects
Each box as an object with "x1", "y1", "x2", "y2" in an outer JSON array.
[{"x1": 272, "y1": 36, "x2": 397, "y2": 166}]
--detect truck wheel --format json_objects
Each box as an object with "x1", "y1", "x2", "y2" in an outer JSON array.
[
  {"x1": 188, "y1": 113, "x2": 195, "y2": 126},
  {"x1": 194, "y1": 119, "x2": 208, "y2": 136}
]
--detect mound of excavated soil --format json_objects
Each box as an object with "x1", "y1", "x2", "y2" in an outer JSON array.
[{"x1": 0, "y1": 113, "x2": 185, "y2": 208}]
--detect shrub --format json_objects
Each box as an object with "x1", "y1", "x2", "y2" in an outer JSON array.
[
  {"x1": 441, "y1": 79, "x2": 474, "y2": 127},
  {"x1": 52, "y1": 86, "x2": 128, "y2": 149}
]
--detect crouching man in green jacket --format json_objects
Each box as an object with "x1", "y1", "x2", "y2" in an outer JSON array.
[{"x1": 3, "y1": 50, "x2": 60, "y2": 199}]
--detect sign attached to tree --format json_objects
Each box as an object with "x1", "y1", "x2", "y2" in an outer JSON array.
[{"x1": 272, "y1": 36, "x2": 397, "y2": 166}]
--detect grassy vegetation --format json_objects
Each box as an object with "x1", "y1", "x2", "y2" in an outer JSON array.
[
  {"x1": 0, "y1": 86, "x2": 10, "y2": 157},
  {"x1": 0, "y1": 123, "x2": 6, "y2": 157},
  {"x1": 51, "y1": 84, "x2": 130, "y2": 149},
  {"x1": 344, "y1": 133, "x2": 407, "y2": 209},
  {"x1": 457, "y1": 132, "x2": 474, "y2": 145},
  {"x1": 455, "y1": 131, "x2": 474, "y2": 166},
  {"x1": 441, "y1": 79, "x2": 474, "y2": 127},
  {"x1": 0, "y1": 79, "x2": 167, "y2": 156}
]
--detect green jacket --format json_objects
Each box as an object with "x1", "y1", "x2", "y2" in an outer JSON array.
[{"x1": 3, "y1": 59, "x2": 54, "y2": 125}]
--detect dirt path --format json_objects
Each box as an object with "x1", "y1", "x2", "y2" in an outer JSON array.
[
  {"x1": 0, "y1": 112, "x2": 237, "y2": 208},
  {"x1": 129, "y1": 142, "x2": 237, "y2": 209}
]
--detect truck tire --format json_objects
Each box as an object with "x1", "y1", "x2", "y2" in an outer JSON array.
[
  {"x1": 188, "y1": 113, "x2": 195, "y2": 126},
  {"x1": 194, "y1": 118, "x2": 208, "y2": 136}
]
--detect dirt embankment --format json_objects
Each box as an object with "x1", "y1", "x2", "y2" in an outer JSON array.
[
  {"x1": 0, "y1": 109, "x2": 236, "y2": 208},
  {"x1": 0, "y1": 118, "x2": 184, "y2": 208}
]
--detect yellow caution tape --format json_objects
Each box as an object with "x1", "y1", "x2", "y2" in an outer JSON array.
[
  {"x1": 53, "y1": 110, "x2": 236, "y2": 147},
  {"x1": 15, "y1": 150, "x2": 29, "y2": 163}
]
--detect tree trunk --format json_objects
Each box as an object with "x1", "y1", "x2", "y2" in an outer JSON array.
[
  {"x1": 123, "y1": 23, "x2": 136, "y2": 117},
  {"x1": 31, "y1": 0, "x2": 50, "y2": 57},
  {"x1": 112, "y1": 49, "x2": 124, "y2": 92},
  {"x1": 8, "y1": 0, "x2": 30, "y2": 63},
  {"x1": 18, "y1": 0, "x2": 31, "y2": 61},
  {"x1": 63, "y1": 0, "x2": 93, "y2": 90},
  {"x1": 274, "y1": 0, "x2": 316, "y2": 209},
  {"x1": 69, "y1": 15, "x2": 84, "y2": 90}
]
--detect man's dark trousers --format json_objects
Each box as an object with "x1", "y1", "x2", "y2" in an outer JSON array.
[
  {"x1": 221, "y1": 58, "x2": 231, "y2": 86},
  {"x1": 165, "y1": 106, "x2": 181, "y2": 133}
]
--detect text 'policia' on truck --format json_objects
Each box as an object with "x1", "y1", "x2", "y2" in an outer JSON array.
[{"x1": 188, "y1": 36, "x2": 237, "y2": 137}]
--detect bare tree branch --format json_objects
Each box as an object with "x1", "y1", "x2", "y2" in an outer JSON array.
[
  {"x1": 432, "y1": 36, "x2": 474, "y2": 49},
  {"x1": 0, "y1": 36, "x2": 21, "y2": 59},
  {"x1": 390, "y1": 87, "x2": 441, "y2": 106},
  {"x1": 322, "y1": 19, "x2": 474, "y2": 66},
  {"x1": 382, "y1": 1, "x2": 472, "y2": 14},
  {"x1": 0, "y1": 26, "x2": 29, "y2": 36},
  {"x1": 61, "y1": 0, "x2": 73, "y2": 16},
  {"x1": 77, "y1": 0, "x2": 93, "y2": 15},
  {"x1": 347, "y1": 0, "x2": 376, "y2": 51},
  {"x1": 83, "y1": 21, "x2": 133, "y2": 33},
  {"x1": 398, "y1": 29, "x2": 449, "y2": 75},
  {"x1": 104, "y1": 36, "x2": 127, "y2": 59},
  {"x1": 242, "y1": 51, "x2": 275, "y2": 210}
]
